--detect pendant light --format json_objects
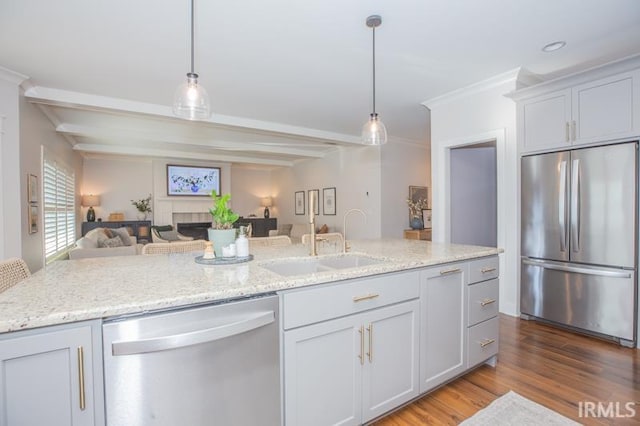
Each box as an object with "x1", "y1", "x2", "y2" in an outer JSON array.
[
  {"x1": 173, "y1": 0, "x2": 211, "y2": 120},
  {"x1": 362, "y1": 15, "x2": 387, "y2": 145}
]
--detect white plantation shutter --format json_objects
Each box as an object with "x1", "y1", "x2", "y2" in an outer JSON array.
[{"x1": 43, "y1": 156, "x2": 76, "y2": 263}]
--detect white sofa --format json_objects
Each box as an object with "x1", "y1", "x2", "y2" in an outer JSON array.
[{"x1": 69, "y1": 227, "x2": 143, "y2": 259}]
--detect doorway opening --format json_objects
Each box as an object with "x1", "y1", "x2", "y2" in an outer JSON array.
[{"x1": 449, "y1": 141, "x2": 497, "y2": 247}]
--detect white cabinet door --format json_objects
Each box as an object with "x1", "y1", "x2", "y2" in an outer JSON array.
[
  {"x1": 361, "y1": 300, "x2": 419, "y2": 423},
  {"x1": 573, "y1": 71, "x2": 639, "y2": 144},
  {"x1": 0, "y1": 323, "x2": 99, "y2": 426},
  {"x1": 419, "y1": 263, "x2": 467, "y2": 393},
  {"x1": 284, "y1": 315, "x2": 362, "y2": 426},
  {"x1": 520, "y1": 89, "x2": 572, "y2": 152}
]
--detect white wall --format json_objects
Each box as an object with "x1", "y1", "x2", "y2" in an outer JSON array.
[
  {"x1": 0, "y1": 75, "x2": 22, "y2": 262},
  {"x1": 20, "y1": 94, "x2": 83, "y2": 272},
  {"x1": 272, "y1": 146, "x2": 382, "y2": 239},
  {"x1": 82, "y1": 157, "x2": 153, "y2": 222},
  {"x1": 230, "y1": 166, "x2": 275, "y2": 218},
  {"x1": 381, "y1": 140, "x2": 431, "y2": 237},
  {"x1": 425, "y1": 73, "x2": 520, "y2": 317}
]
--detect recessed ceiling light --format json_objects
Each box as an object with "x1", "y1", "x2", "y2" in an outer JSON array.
[{"x1": 542, "y1": 41, "x2": 566, "y2": 52}]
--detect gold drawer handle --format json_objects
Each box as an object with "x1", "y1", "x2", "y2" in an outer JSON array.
[
  {"x1": 353, "y1": 293, "x2": 380, "y2": 302},
  {"x1": 480, "y1": 298, "x2": 496, "y2": 307},
  {"x1": 439, "y1": 268, "x2": 461, "y2": 275},
  {"x1": 358, "y1": 326, "x2": 364, "y2": 365},
  {"x1": 479, "y1": 338, "x2": 496, "y2": 348},
  {"x1": 77, "y1": 346, "x2": 86, "y2": 411},
  {"x1": 480, "y1": 267, "x2": 497, "y2": 273}
]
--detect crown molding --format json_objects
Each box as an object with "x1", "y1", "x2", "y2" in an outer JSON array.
[{"x1": 0, "y1": 66, "x2": 28, "y2": 85}]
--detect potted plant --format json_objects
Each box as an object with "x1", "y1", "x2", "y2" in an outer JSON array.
[
  {"x1": 131, "y1": 194, "x2": 152, "y2": 220},
  {"x1": 208, "y1": 190, "x2": 240, "y2": 256}
]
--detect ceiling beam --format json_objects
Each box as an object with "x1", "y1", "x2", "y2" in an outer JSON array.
[
  {"x1": 24, "y1": 85, "x2": 364, "y2": 145},
  {"x1": 57, "y1": 123, "x2": 327, "y2": 158},
  {"x1": 73, "y1": 143, "x2": 295, "y2": 167}
]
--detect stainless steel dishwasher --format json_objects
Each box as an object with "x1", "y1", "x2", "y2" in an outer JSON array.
[{"x1": 102, "y1": 294, "x2": 281, "y2": 426}]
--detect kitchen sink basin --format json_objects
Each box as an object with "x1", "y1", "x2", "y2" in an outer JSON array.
[{"x1": 262, "y1": 254, "x2": 386, "y2": 277}]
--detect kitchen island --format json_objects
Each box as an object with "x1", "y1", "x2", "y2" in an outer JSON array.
[{"x1": 0, "y1": 239, "x2": 501, "y2": 426}]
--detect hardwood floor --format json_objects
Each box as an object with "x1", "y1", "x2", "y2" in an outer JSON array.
[{"x1": 373, "y1": 314, "x2": 640, "y2": 425}]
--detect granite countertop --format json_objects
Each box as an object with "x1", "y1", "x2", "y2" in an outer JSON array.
[{"x1": 0, "y1": 239, "x2": 501, "y2": 333}]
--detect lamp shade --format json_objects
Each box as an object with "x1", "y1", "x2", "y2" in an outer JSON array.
[
  {"x1": 261, "y1": 197, "x2": 273, "y2": 207},
  {"x1": 362, "y1": 113, "x2": 388, "y2": 145},
  {"x1": 81, "y1": 194, "x2": 100, "y2": 207},
  {"x1": 173, "y1": 74, "x2": 211, "y2": 120}
]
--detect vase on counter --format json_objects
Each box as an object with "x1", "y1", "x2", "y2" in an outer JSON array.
[
  {"x1": 410, "y1": 216, "x2": 424, "y2": 230},
  {"x1": 208, "y1": 228, "x2": 237, "y2": 257},
  {"x1": 137, "y1": 211, "x2": 147, "y2": 220}
]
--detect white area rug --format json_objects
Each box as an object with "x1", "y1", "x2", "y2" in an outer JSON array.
[{"x1": 460, "y1": 391, "x2": 581, "y2": 425}]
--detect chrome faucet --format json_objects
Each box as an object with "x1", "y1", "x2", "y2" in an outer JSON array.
[{"x1": 343, "y1": 209, "x2": 367, "y2": 254}]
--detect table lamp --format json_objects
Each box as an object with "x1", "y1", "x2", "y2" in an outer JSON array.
[
  {"x1": 261, "y1": 197, "x2": 273, "y2": 218},
  {"x1": 81, "y1": 194, "x2": 101, "y2": 222}
]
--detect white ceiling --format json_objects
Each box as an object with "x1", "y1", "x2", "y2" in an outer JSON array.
[{"x1": 2, "y1": 0, "x2": 640, "y2": 166}]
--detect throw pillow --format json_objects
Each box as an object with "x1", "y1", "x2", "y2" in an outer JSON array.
[
  {"x1": 158, "y1": 230, "x2": 181, "y2": 241},
  {"x1": 102, "y1": 228, "x2": 114, "y2": 238},
  {"x1": 76, "y1": 237, "x2": 98, "y2": 249},
  {"x1": 94, "y1": 230, "x2": 110, "y2": 247},
  {"x1": 101, "y1": 236, "x2": 124, "y2": 248},
  {"x1": 112, "y1": 227, "x2": 132, "y2": 246},
  {"x1": 85, "y1": 227, "x2": 106, "y2": 242},
  {"x1": 318, "y1": 224, "x2": 329, "y2": 234}
]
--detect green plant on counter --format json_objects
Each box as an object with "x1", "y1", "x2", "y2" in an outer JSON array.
[{"x1": 209, "y1": 190, "x2": 240, "y2": 229}]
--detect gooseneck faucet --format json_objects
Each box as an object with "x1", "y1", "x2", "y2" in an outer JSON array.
[{"x1": 343, "y1": 209, "x2": 367, "y2": 254}]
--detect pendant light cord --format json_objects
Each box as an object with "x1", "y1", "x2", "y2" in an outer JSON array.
[
  {"x1": 372, "y1": 25, "x2": 376, "y2": 115},
  {"x1": 190, "y1": 0, "x2": 195, "y2": 75}
]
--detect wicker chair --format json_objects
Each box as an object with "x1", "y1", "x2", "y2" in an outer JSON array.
[
  {"x1": 248, "y1": 235, "x2": 292, "y2": 249},
  {"x1": 0, "y1": 258, "x2": 31, "y2": 294},
  {"x1": 142, "y1": 240, "x2": 207, "y2": 255},
  {"x1": 150, "y1": 226, "x2": 194, "y2": 243}
]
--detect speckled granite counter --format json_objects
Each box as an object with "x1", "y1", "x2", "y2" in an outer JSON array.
[{"x1": 0, "y1": 239, "x2": 500, "y2": 333}]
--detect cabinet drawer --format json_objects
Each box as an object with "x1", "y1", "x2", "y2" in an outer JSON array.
[
  {"x1": 468, "y1": 279, "x2": 499, "y2": 326},
  {"x1": 468, "y1": 256, "x2": 499, "y2": 284},
  {"x1": 282, "y1": 271, "x2": 419, "y2": 330},
  {"x1": 467, "y1": 317, "x2": 499, "y2": 368}
]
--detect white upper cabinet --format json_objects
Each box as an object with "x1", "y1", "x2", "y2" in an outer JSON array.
[{"x1": 517, "y1": 66, "x2": 640, "y2": 154}]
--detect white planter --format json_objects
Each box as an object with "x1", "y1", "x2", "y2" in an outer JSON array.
[{"x1": 207, "y1": 228, "x2": 237, "y2": 257}]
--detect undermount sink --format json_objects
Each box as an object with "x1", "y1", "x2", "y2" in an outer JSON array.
[{"x1": 262, "y1": 254, "x2": 386, "y2": 277}]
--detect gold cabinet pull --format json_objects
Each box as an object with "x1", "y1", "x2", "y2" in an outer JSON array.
[
  {"x1": 366, "y1": 323, "x2": 373, "y2": 363},
  {"x1": 439, "y1": 268, "x2": 461, "y2": 275},
  {"x1": 77, "y1": 346, "x2": 86, "y2": 411},
  {"x1": 565, "y1": 122, "x2": 570, "y2": 142},
  {"x1": 358, "y1": 326, "x2": 364, "y2": 365},
  {"x1": 479, "y1": 338, "x2": 496, "y2": 348},
  {"x1": 480, "y1": 267, "x2": 496, "y2": 273},
  {"x1": 480, "y1": 298, "x2": 496, "y2": 307},
  {"x1": 353, "y1": 293, "x2": 379, "y2": 302}
]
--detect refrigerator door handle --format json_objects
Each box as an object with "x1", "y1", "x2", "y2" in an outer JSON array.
[
  {"x1": 522, "y1": 258, "x2": 632, "y2": 279},
  {"x1": 571, "y1": 159, "x2": 580, "y2": 252},
  {"x1": 558, "y1": 160, "x2": 567, "y2": 252}
]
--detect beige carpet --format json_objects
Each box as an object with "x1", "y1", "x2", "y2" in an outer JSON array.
[{"x1": 460, "y1": 391, "x2": 581, "y2": 425}]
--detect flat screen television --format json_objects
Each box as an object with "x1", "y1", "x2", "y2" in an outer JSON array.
[{"x1": 167, "y1": 165, "x2": 221, "y2": 196}]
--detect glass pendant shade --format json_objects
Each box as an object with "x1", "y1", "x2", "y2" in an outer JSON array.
[
  {"x1": 174, "y1": 73, "x2": 210, "y2": 120},
  {"x1": 362, "y1": 113, "x2": 387, "y2": 145}
]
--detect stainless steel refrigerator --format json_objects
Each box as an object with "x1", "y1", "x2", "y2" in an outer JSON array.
[{"x1": 521, "y1": 142, "x2": 637, "y2": 347}]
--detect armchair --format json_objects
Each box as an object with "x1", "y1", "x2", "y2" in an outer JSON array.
[{"x1": 150, "y1": 225, "x2": 195, "y2": 243}]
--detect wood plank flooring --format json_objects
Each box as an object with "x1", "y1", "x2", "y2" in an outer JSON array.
[{"x1": 372, "y1": 314, "x2": 640, "y2": 425}]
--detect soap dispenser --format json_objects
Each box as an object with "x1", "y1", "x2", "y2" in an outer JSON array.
[{"x1": 236, "y1": 226, "x2": 250, "y2": 258}]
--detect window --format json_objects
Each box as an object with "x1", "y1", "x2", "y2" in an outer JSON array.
[{"x1": 43, "y1": 155, "x2": 76, "y2": 263}]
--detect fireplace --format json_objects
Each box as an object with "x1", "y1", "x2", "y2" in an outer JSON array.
[{"x1": 177, "y1": 222, "x2": 210, "y2": 240}]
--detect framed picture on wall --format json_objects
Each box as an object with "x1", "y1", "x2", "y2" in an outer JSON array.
[
  {"x1": 28, "y1": 174, "x2": 38, "y2": 203},
  {"x1": 322, "y1": 187, "x2": 336, "y2": 215},
  {"x1": 28, "y1": 204, "x2": 38, "y2": 234},
  {"x1": 167, "y1": 165, "x2": 220, "y2": 196},
  {"x1": 308, "y1": 189, "x2": 319, "y2": 215},
  {"x1": 423, "y1": 209, "x2": 432, "y2": 229},
  {"x1": 295, "y1": 191, "x2": 305, "y2": 215}
]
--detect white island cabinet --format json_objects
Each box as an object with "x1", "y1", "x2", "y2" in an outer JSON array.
[
  {"x1": 0, "y1": 320, "x2": 104, "y2": 426},
  {"x1": 282, "y1": 271, "x2": 420, "y2": 426}
]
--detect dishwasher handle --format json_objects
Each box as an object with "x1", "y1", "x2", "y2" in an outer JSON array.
[{"x1": 112, "y1": 310, "x2": 274, "y2": 356}]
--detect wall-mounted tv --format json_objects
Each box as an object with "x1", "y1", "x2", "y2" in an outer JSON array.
[{"x1": 167, "y1": 165, "x2": 221, "y2": 196}]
